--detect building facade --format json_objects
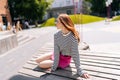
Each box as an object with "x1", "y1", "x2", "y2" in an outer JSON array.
[
  {"x1": 46, "y1": 0, "x2": 82, "y2": 19},
  {"x1": 0, "y1": 0, "x2": 12, "y2": 25}
]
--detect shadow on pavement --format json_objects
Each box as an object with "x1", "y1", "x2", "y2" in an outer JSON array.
[
  {"x1": 8, "y1": 74, "x2": 51, "y2": 80},
  {"x1": 8, "y1": 73, "x2": 73, "y2": 80}
]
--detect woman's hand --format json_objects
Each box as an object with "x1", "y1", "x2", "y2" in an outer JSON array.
[{"x1": 81, "y1": 73, "x2": 90, "y2": 79}]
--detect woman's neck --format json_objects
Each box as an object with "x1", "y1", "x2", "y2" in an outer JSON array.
[{"x1": 61, "y1": 27, "x2": 70, "y2": 34}]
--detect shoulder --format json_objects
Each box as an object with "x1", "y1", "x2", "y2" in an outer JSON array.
[
  {"x1": 70, "y1": 33, "x2": 78, "y2": 43},
  {"x1": 54, "y1": 30, "x2": 61, "y2": 38}
]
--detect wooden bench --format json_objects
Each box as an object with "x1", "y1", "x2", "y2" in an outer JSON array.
[{"x1": 19, "y1": 43, "x2": 120, "y2": 80}]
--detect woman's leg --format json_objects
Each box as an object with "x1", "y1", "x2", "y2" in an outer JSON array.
[
  {"x1": 35, "y1": 52, "x2": 53, "y2": 63},
  {"x1": 38, "y1": 60, "x2": 53, "y2": 69}
]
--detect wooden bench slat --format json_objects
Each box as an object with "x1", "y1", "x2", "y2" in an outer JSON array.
[
  {"x1": 19, "y1": 68, "x2": 46, "y2": 78},
  {"x1": 80, "y1": 56, "x2": 120, "y2": 63},
  {"x1": 39, "y1": 48, "x2": 53, "y2": 51},
  {"x1": 80, "y1": 50, "x2": 120, "y2": 55},
  {"x1": 80, "y1": 58, "x2": 120, "y2": 67},
  {"x1": 81, "y1": 61, "x2": 120, "y2": 70},
  {"x1": 37, "y1": 50, "x2": 53, "y2": 53},
  {"x1": 36, "y1": 51, "x2": 53, "y2": 55},
  {"x1": 27, "y1": 60, "x2": 37, "y2": 65},
  {"x1": 80, "y1": 52, "x2": 120, "y2": 59}
]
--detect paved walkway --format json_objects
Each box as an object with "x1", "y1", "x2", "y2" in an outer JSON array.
[
  {"x1": 76, "y1": 20, "x2": 120, "y2": 54},
  {"x1": 0, "y1": 20, "x2": 120, "y2": 80}
]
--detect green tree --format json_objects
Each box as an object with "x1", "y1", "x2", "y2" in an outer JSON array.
[
  {"x1": 87, "y1": 0, "x2": 106, "y2": 16},
  {"x1": 111, "y1": 0, "x2": 120, "y2": 11},
  {"x1": 8, "y1": 0, "x2": 53, "y2": 26},
  {"x1": 85, "y1": 0, "x2": 120, "y2": 17},
  {"x1": 82, "y1": 0, "x2": 91, "y2": 14}
]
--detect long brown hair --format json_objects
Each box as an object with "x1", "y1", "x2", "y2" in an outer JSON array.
[{"x1": 58, "y1": 14, "x2": 80, "y2": 43}]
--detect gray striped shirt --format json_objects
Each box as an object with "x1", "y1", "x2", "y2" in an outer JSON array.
[{"x1": 51, "y1": 30, "x2": 85, "y2": 76}]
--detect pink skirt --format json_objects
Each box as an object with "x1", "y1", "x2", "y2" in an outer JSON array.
[{"x1": 51, "y1": 53, "x2": 71, "y2": 69}]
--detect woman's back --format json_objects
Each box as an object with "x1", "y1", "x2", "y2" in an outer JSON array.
[{"x1": 54, "y1": 30, "x2": 78, "y2": 56}]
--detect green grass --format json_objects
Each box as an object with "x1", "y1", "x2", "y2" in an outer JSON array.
[
  {"x1": 70, "y1": 14, "x2": 104, "y2": 24},
  {"x1": 112, "y1": 16, "x2": 120, "y2": 21},
  {"x1": 40, "y1": 14, "x2": 104, "y2": 27},
  {"x1": 40, "y1": 18, "x2": 55, "y2": 27}
]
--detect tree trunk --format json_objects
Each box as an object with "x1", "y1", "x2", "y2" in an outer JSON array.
[{"x1": 35, "y1": 21, "x2": 38, "y2": 27}]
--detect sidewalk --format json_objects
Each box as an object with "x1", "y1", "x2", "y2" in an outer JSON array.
[
  {"x1": 76, "y1": 20, "x2": 120, "y2": 54},
  {"x1": 0, "y1": 20, "x2": 120, "y2": 80}
]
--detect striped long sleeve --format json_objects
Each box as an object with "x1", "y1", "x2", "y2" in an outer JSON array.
[
  {"x1": 51, "y1": 34, "x2": 60, "y2": 71},
  {"x1": 71, "y1": 38, "x2": 85, "y2": 76}
]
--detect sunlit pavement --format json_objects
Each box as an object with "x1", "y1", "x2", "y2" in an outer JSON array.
[
  {"x1": 0, "y1": 20, "x2": 120, "y2": 80},
  {"x1": 76, "y1": 20, "x2": 120, "y2": 53}
]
